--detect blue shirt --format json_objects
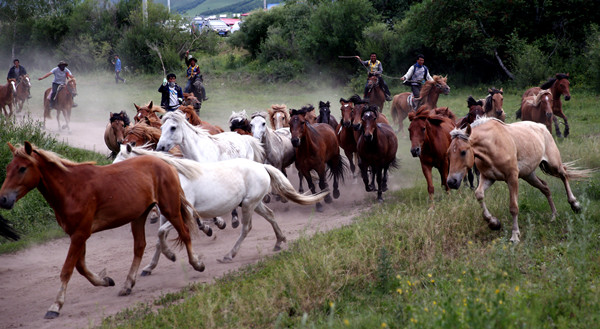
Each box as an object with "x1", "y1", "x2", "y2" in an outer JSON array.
[{"x1": 114, "y1": 58, "x2": 122, "y2": 72}]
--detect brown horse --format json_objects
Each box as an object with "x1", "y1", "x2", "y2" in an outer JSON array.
[
  {"x1": 182, "y1": 92, "x2": 201, "y2": 111},
  {"x1": 481, "y1": 87, "x2": 505, "y2": 121},
  {"x1": 122, "y1": 122, "x2": 163, "y2": 148},
  {"x1": 408, "y1": 106, "x2": 456, "y2": 208},
  {"x1": 337, "y1": 97, "x2": 359, "y2": 178},
  {"x1": 456, "y1": 96, "x2": 485, "y2": 128},
  {"x1": 391, "y1": 75, "x2": 450, "y2": 134},
  {"x1": 0, "y1": 142, "x2": 205, "y2": 319},
  {"x1": 0, "y1": 79, "x2": 17, "y2": 117},
  {"x1": 356, "y1": 106, "x2": 398, "y2": 202},
  {"x1": 179, "y1": 105, "x2": 224, "y2": 134},
  {"x1": 104, "y1": 111, "x2": 132, "y2": 158},
  {"x1": 14, "y1": 75, "x2": 31, "y2": 113},
  {"x1": 133, "y1": 101, "x2": 164, "y2": 128},
  {"x1": 520, "y1": 73, "x2": 571, "y2": 137},
  {"x1": 447, "y1": 118, "x2": 589, "y2": 243},
  {"x1": 229, "y1": 110, "x2": 252, "y2": 135},
  {"x1": 43, "y1": 77, "x2": 77, "y2": 130},
  {"x1": 317, "y1": 100, "x2": 338, "y2": 131},
  {"x1": 290, "y1": 108, "x2": 345, "y2": 212},
  {"x1": 519, "y1": 89, "x2": 553, "y2": 133},
  {"x1": 351, "y1": 95, "x2": 389, "y2": 131},
  {"x1": 365, "y1": 75, "x2": 385, "y2": 112},
  {"x1": 268, "y1": 104, "x2": 290, "y2": 130}
]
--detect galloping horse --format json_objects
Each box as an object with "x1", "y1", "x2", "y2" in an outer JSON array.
[
  {"x1": 350, "y1": 95, "x2": 389, "y2": 131},
  {"x1": 250, "y1": 111, "x2": 295, "y2": 177},
  {"x1": 519, "y1": 89, "x2": 553, "y2": 133},
  {"x1": 456, "y1": 96, "x2": 485, "y2": 128},
  {"x1": 481, "y1": 88, "x2": 505, "y2": 121},
  {"x1": 14, "y1": 75, "x2": 31, "y2": 113},
  {"x1": 104, "y1": 111, "x2": 132, "y2": 158},
  {"x1": 289, "y1": 108, "x2": 345, "y2": 212},
  {"x1": 133, "y1": 101, "x2": 164, "y2": 128},
  {"x1": 391, "y1": 75, "x2": 450, "y2": 134},
  {"x1": 520, "y1": 73, "x2": 571, "y2": 137},
  {"x1": 0, "y1": 142, "x2": 204, "y2": 319},
  {"x1": 268, "y1": 104, "x2": 290, "y2": 130},
  {"x1": 229, "y1": 110, "x2": 252, "y2": 135},
  {"x1": 365, "y1": 75, "x2": 385, "y2": 112},
  {"x1": 408, "y1": 106, "x2": 457, "y2": 208},
  {"x1": 447, "y1": 118, "x2": 589, "y2": 243},
  {"x1": 356, "y1": 106, "x2": 398, "y2": 202},
  {"x1": 182, "y1": 92, "x2": 201, "y2": 111},
  {"x1": 317, "y1": 101, "x2": 338, "y2": 131},
  {"x1": 338, "y1": 97, "x2": 359, "y2": 177},
  {"x1": 122, "y1": 122, "x2": 163, "y2": 148},
  {"x1": 43, "y1": 77, "x2": 77, "y2": 130},
  {"x1": 0, "y1": 78, "x2": 16, "y2": 117},
  {"x1": 178, "y1": 105, "x2": 224, "y2": 134},
  {"x1": 115, "y1": 146, "x2": 327, "y2": 265}
]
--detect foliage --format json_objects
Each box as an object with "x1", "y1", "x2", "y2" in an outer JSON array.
[
  {"x1": 584, "y1": 25, "x2": 600, "y2": 90},
  {"x1": 506, "y1": 33, "x2": 552, "y2": 89}
]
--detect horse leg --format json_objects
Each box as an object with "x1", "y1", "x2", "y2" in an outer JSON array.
[
  {"x1": 230, "y1": 209, "x2": 240, "y2": 228},
  {"x1": 522, "y1": 172, "x2": 557, "y2": 219},
  {"x1": 474, "y1": 176, "x2": 501, "y2": 231},
  {"x1": 318, "y1": 169, "x2": 332, "y2": 204},
  {"x1": 75, "y1": 244, "x2": 115, "y2": 287},
  {"x1": 156, "y1": 216, "x2": 176, "y2": 262},
  {"x1": 541, "y1": 158, "x2": 581, "y2": 213},
  {"x1": 506, "y1": 174, "x2": 521, "y2": 243},
  {"x1": 254, "y1": 202, "x2": 287, "y2": 251},
  {"x1": 218, "y1": 205, "x2": 253, "y2": 263},
  {"x1": 382, "y1": 166, "x2": 389, "y2": 192},
  {"x1": 554, "y1": 111, "x2": 570, "y2": 137},
  {"x1": 213, "y1": 216, "x2": 227, "y2": 229},
  {"x1": 359, "y1": 160, "x2": 371, "y2": 192},
  {"x1": 421, "y1": 163, "x2": 435, "y2": 209},
  {"x1": 375, "y1": 168, "x2": 384, "y2": 202},
  {"x1": 303, "y1": 171, "x2": 322, "y2": 212},
  {"x1": 343, "y1": 149, "x2": 356, "y2": 177},
  {"x1": 297, "y1": 171, "x2": 305, "y2": 193},
  {"x1": 162, "y1": 207, "x2": 204, "y2": 273},
  {"x1": 552, "y1": 116, "x2": 562, "y2": 138},
  {"x1": 119, "y1": 216, "x2": 147, "y2": 296}
]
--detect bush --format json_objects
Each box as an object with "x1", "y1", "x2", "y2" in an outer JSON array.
[
  {"x1": 260, "y1": 59, "x2": 304, "y2": 82},
  {"x1": 584, "y1": 25, "x2": 600, "y2": 90},
  {"x1": 507, "y1": 33, "x2": 551, "y2": 88}
]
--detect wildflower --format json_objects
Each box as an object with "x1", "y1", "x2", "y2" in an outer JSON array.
[
  {"x1": 407, "y1": 280, "x2": 412, "y2": 286},
  {"x1": 433, "y1": 301, "x2": 437, "y2": 306},
  {"x1": 431, "y1": 279, "x2": 435, "y2": 283},
  {"x1": 515, "y1": 286, "x2": 520, "y2": 292},
  {"x1": 503, "y1": 245, "x2": 507, "y2": 250},
  {"x1": 502, "y1": 271, "x2": 508, "y2": 277},
  {"x1": 468, "y1": 240, "x2": 473, "y2": 245},
  {"x1": 442, "y1": 309, "x2": 446, "y2": 314},
  {"x1": 499, "y1": 300, "x2": 503, "y2": 305},
  {"x1": 487, "y1": 308, "x2": 491, "y2": 313},
  {"x1": 462, "y1": 271, "x2": 466, "y2": 275},
  {"x1": 428, "y1": 273, "x2": 432, "y2": 278},
  {"x1": 329, "y1": 302, "x2": 335, "y2": 308},
  {"x1": 396, "y1": 274, "x2": 401, "y2": 280},
  {"x1": 475, "y1": 298, "x2": 480, "y2": 302},
  {"x1": 495, "y1": 289, "x2": 500, "y2": 294},
  {"x1": 410, "y1": 318, "x2": 418, "y2": 323},
  {"x1": 424, "y1": 307, "x2": 429, "y2": 312},
  {"x1": 343, "y1": 319, "x2": 350, "y2": 326},
  {"x1": 381, "y1": 323, "x2": 388, "y2": 328},
  {"x1": 457, "y1": 279, "x2": 462, "y2": 283},
  {"x1": 397, "y1": 288, "x2": 403, "y2": 295}
]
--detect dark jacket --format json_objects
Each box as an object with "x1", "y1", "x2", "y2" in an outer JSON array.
[
  {"x1": 7, "y1": 65, "x2": 27, "y2": 80},
  {"x1": 158, "y1": 83, "x2": 183, "y2": 110}
]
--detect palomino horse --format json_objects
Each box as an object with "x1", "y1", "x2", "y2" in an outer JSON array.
[
  {"x1": 229, "y1": 110, "x2": 252, "y2": 135},
  {"x1": 14, "y1": 75, "x2": 31, "y2": 113},
  {"x1": 317, "y1": 100, "x2": 338, "y2": 131},
  {"x1": 447, "y1": 118, "x2": 589, "y2": 243},
  {"x1": 43, "y1": 77, "x2": 77, "y2": 130},
  {"x1": 519, "y1": 89, "x2": 553, "y2": 133},
  {"x1": 178, "y1": 105, "x2": 224, "y2": 134},
  {"x1": 520, "y1": 73, "x2": 571, "y2": 137},
  {"x1": 365, "y1": 75, "x2": 385, "y2": 112},
  {"x1": 0, "y1": 142, "x2": 204, "y2": 319},
  {"x1": 104, "y1": 111, "x2": 132, "y2": 158},
  {"x1": 390, "y1": 75, "x2": 450, "y2": 134},
  {"x1": 268, "y1": 104, "x2": 290, "y2": 130},
  {"x1": 133, "y1": 101, "x2": 164, "y2": 128},
  {"x1": 115, "y1": 145, "x2": 326, "y2": 265},
  {"x1": 356, "y1": 106, "x2": 398, "y2": 202},
  {"x1": 408, "y1": 107, "x2": 457, "y2": 208},
  {"x1": 289, "y1": 108, "x2": 345, "y2": 212},
  {"x1": 481, "y1": 87, "x2": 505, "y2": 121},
  {"x1": 0, "y1": 79, "x2": 17, "y2": 117},
  {"x1": 250, "y1": 111, "x2": 295, "y2": 177}
]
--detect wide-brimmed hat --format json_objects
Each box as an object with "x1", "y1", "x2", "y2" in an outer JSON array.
[
  {"x1": 188, "y1": 57, "x2": 197, "y2": 63},
  {"x1": 57, "y1": 61, "x2": 68, "y2": 67}
]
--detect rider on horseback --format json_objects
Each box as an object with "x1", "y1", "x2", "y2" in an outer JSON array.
[
  {"x1": 401, "y1": 54, "x2": 433, "y2": 98},
  {"x1": 7, "y1": 59, "x2": 30, "y2": 99},
  {"x1": 38, "y1": 61, "x2": 76, "y2": 108},
  {"x1": 185, "y1": 51, "x2": 208, "y2": 101},
  {"x1": 356, "y1": 53, "x2": 392, "y2": 101}
]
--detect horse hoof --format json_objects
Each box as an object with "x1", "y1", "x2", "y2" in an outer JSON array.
[
  {"x1": 324, "y1": 194, "x2": 333, "y2": 204},
  {"x1": 105, "y1": 277, "x2": 115, "y2": 286},
  {"x1": 273, "y1": 245, "x2": 282, "y2": 252},
  {"x1": 119, "y1": 288, "x2": 132, "y2": 296},
  {"x1": 263, "y1": 194, "x2": 271, "y2": 203},
  {"x1": 204, "y1": 227, "x2": 213, "y2": 237},
  {"x1": 193, "y1": 262, "x2": 205, "y2": 272},
  {"x1": 377, "y1": 197, "x2": 384, "y2": 203},
  {"x1": 232, "y1": 220, "x2": 240, "y2": 229},
  {"x1": 315, "y1": 203, "x2": 324, "y2": 212},
  {"x1": 166, "y1": 253, "x2": 176, "y2": 262},
  {"x1": 488, "y1": 219, "x2": 502, "y2": 231},
  {"x1": 217, "y1": 257, "x2": 233, "y2": 264},
  {"x1": 571, "y1": 202, "x2": 582, "y2": 213},
  {"x1": 140, "y1": 270, "x2": 151, "y2": 277},
  {"x1": 333, "y1": 189, "x2": 340, "y2": 199},
  {"x1": 44, "y1": 311, "x2": 60, "y2": 319},
  {"x1": 366, "y1": 185, "x2": 374, "y2": 192}
]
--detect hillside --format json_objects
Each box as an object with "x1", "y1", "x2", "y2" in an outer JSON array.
[{"x1": 154, "y1": 0, "x2": 279, "y2": 16}]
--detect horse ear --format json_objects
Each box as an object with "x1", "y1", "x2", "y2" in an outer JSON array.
[
  {"x1": 499, "y1": 88, "x2": 503, "y2": 93},
  {"x1": 488, "y1": 88, "x2": 492, "y2": 93},
  {"x1": 465, "y1": 124, "x2": 472, "y2": 137},
  {"x1": 134, "y1": 103, "x2": 140, "y2": 110},
  {"x1": 408, "y1": 111, "x2": 416, "y2": 121},
  {"x1": 7, "y1": 142, "x2": 16, "y2": 154},
  {"x1": 148, "y1": 101, "x2": 153, "y2": 109},
  {"x1": 24, "y1": 141, "x2": 33, "y2": 155}
]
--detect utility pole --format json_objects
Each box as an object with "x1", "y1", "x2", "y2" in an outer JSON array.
[
  {"x1": 167, "y1": 0, "x2": 170, "y2": 13},
  {"x1": 142, "y1": 0, "x2": 148, "y2": 23},
  {"x1": 264, "y1": 0, "x2": 266, "y2": 9}
]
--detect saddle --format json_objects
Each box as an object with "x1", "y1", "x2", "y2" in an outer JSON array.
[
  {"x1": 407, "y1": 94, "x2": 421, "y2": 111},
  {"x1": 47, "y1": 84, "x2": 66, "y2": 101}
]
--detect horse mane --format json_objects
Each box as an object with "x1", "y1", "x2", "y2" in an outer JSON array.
[
  {"x1": 532, "y1": 89, "x2": 552, "y2": 106},
  {"x1": 348, "y1": 94, "x2": 366, "y2": 104},
  {"x1": 419, "y1": 75, "x2": 446, "y2": 99},
  {"x1": 162, "y1": 111, "x2": 211, "y2": 136},
  {"x1": 125, "y1": 123, "x2": 162, "y2": 144},
  {"x1": 319, "y1": 101, "x2": 330, "y2": 109},
  {"x1": 540, "y1": 78, "x2": 557, "y2": 90},
  {"x1": 251, "y1": 111, "x2": 267, "y2": 120},
  {"x1": 14, "y1": 144, "x2": 94, "y2": 172},
  {"x1": 471, "y1": 116, "x2": 505, "y2": 129},
  {"x1": 450, "y1": 127, "x2": 470, "y2": 141},
  {"x1": 110, "y1": 111, "x2": 131, "y2": 126},
  {"x1": 229, "y1": 110, "x2": 248, "y2": 123},
  {"x1": 433, "y1": 107, "x2": 457, "y2": 122},
  {"x1": 301, "y1": 104, "x2": 315, "y2": 113},
  {"x1": 178, "y1": 106, "x2": 202, "y2": 125}
]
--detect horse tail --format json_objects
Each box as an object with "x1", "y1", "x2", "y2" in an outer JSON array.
[
  {"x1": 562, "y1": 161, "x2": 595, "y2": 181},
  {"x1": 248, "y1": 137, "x2": 266, "y2": 163},
  {"x1": 0, "y1": 214, "x2": 20, "y2": 241},
  {"x1": 263, "y1": 164, "x2": 328, "y2": 205},
  {"x1": 328, "y1": 153, "x2": 348, "y2": 184},
  {"x1": 175, "y1": 193, "x2": 198, "y2": 247},
  {"x1": 390, "y1": 97, "x2": 399, "y2": 124}
]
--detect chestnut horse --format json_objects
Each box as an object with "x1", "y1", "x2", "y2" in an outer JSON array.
[
  {"x1": 289, "y1": 108, "x2": 345, "y2": 212},
  {"x1": 519, "y1": 89, "x2": 553, "y2": 133},
  {"x1": 317, "y1": 100, "x2": 338, "y2": 131},
  {"x1": 520, "y1": 73, "x2": 571, "y2": 137},
  {"x1": 356, "y1": 106, "x2": 398, "y2": 202},
  {"x1": 182, "y1": 92, "x2": 201, "y2": 111},
  {"x1": 481, "y1": 87, "x2": 505, "y2": 121},
  {"x1": 229, "y1": 110, "x2": 252, "y2": 135},
  {"x1": 337, "y1": 97, "x2": 360, "y2": 177},
  {"x1": 391, "y1": 75, "x2": 450, "y2": 134},
  {"x1": 365, "y1": 75, "x2": 385, "y2": 112},
  {"x1": 43, "y1": 77, "x2": 77, "y2": 131},
  {"x1": 179, "y1": 105, "x2": 224, "y2": 134},
  {"x1": 0, "y1": 79, "x2": 17, "y2": 117},
  {"x1": 104, "y1": 111, "x2": 132, "y2": 158},
  {"x1": 0, "y1": 142, "x2": 204, "y2": 319},
  {"x1": 133, "y1": 101, "x2": 164, "y2": 128},
  {"x1": 14, "y1": 75, "x2": 31, "y2": 113},
  {"x1": 447, "y1": 118, "x2": 589, "y2": 243},
  {"x1": 268, "y1": 104, "x2": 290, "y2": 130},
  {"x1": 350, "y1": 95, "x2": 389, "y2": 131},
  {"x1": 408, "y1": 106, "x2": 457, "y2": 208},
  {"x1": 122, "y1": 122, "x2": 163, "y2": 148}
]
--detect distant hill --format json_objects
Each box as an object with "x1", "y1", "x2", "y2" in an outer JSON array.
[{"x1": 154, "y1": 0, "x2": 280, "y2": 16}]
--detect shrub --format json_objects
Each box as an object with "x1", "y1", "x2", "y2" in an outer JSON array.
[{"x1": 507, "y1": 33, "x2": 551, "y2": 88}]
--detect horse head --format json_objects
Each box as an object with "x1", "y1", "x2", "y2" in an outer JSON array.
[
  {"x1": 109, "y1": 111, "x2": 131, "y2": 144},
  {"x1": 289, "y1": 109, "x2": 308, "y2": 147},
  {"x1": 318, "y1": 101, "x2": 332, "y2": 124},
  {"x1": 182, "y1": 93, "x2": 201, "y2": 110},
  {"x1": 366, "y1": 75, "x2": 379, "y2": 94},
  {"x1": 268, "y1": 104, "x2": 289, "y2": 130},
  {"x1": 536, "y1": 90, "x2": 553, "y2": 119},
  {"x1": 361, "y1": 106, "x2": 379, "y2": 141},
  {"x1": 156, "y1": 111, "x2": 186, "y2": 152},
  {"x1": 66, "y1": 78, "x2": 77, "y2": 97},
  {"x1": 0, "y1": 142, "x2": 41, "y2": 209},
  {"x1": 250, "y1": 112, "x2": 268, "y2": 140},
  {"x1": 229, "y1": 110, "x2": 251, "y2": 134},
  {"x1": 446, "y1": 125, "x2": 475, "y2": 189},
  {"x1": 339, "y1": 98, "x2": 354, "y2": 128},
  {"x1": 434, "y1": 75, "x2": 450, "y2": 95},
  {"x1": 555, "y1": 73, "x2": 571, "y2": 101},
  {"x1": 485, "y1": 88, "x2": 504, "y2": 118},
  {"x1": 407, "y1": 107, "x2": 432, "y2": 157},
  {"x1": 179, "y1": 105, "x2": 202, "y2": 125},
  {"x1": 467, "y1": 96, "x2": 485, "y2": 122},
  {"x1": 7, "y1": 78, "x2": 17, "y2": 94}
]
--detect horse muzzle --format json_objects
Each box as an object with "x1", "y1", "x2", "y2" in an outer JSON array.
[
  {"x1": 410, "y1": 147, "x2": 421, "y2": 158},
  {"x1": 564, "y1": 95, "x2": 571, "y2": 101},
  {"x1": 291, "y1": 138, "x2": 300, "y2": 147},
  {"x1": 353, "y1": 123, "x2": 361, "y2": 131},
  {"x1": 447, "y1": 174, "x2": 462, "y2": 190},
  {"x1": 546, "y1": 112, "x2": 553, "y2": 119},
  {"x1": 0, "y1": 191, "x2": 17, "y2": 210}
]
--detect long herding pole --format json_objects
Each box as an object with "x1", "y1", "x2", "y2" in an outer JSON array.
[{"x1": 146, "y1": 41, "x2": 167, "y2": 79}]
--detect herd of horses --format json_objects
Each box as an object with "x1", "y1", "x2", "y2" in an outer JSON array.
[{"x1": 0, "y1": 72, "x2": 589, "y2": 319}]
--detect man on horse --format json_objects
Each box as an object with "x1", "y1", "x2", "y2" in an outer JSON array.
[
  {"x1": 7, "y1": 59, "x2": 30, "y2": 99},
  {"x1": 401, "y1": 54, "x2": 433, "y2": 98},
  {"x1": 158, "y1": 73, "x2": 183, "y2": 111},
  {"x1": 38, "y1": 61, "x2": 77, "y2": 108},
  {"x1": 185, "y1": 50, "x2": 208, "y2": 101},
  {"x1": 356, "y1": 53, "x2": 392, "y2": 101}
]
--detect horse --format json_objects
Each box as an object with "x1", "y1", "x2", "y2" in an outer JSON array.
[
  {"x1": 408, "y1": 106, "x2": 457, "y2": 208},
  {"x1": 115, "y1": 145, "x2": 327, "y2": 265},
  {"x1": 0, "y1": 142, "x2": 205, "y2": 319},
  {"x1": 133, "y1": 101, "x2": 164, "y2": 128},
  {"x1": 289, "y1": 107, "x2": 345, "y2": 212},
  {"x1": 519, "y1": 73, "x2": 571, "y2": 137},
  {"x1": 350, "y1": 95, "x2": 389, "y2": 131},
  {"x1": 188, "y1": 74, "x2": 205, "y2": 105},
  {"x1": 43, "y1": 77, "x2": 77, "y2": 131},
  {"x1": 178, "y1": 105, "x2": 224, "y2": 134},
  {"x1": 456, "y1": 96, "x2": 485, "y2": 129},
  {"x1": 250, "y1": 111, "x2": 295, "y2": 177},
  {"x1": 268, "y1": 104, "x2": 290, "y2": 130},
  {"x1": 365, "y1": 74, "x2": 385, "y2": 112},
  {"x1": 104, "y1": 111, "x2": 132, "y2": 158},
  {"x1": 122, "y1": 122, "x2": 163, "y2": 148},
  {"x1": 229, "y1": 110, "x2": 252, "y2": 135},
  {"x1": 446, "y1": 117, "x2": 590, "y2": 243},
  {"x1": 519, "y1": 89, "x2": 553, "y2": 133},
  {"x1": 13, "y1": 75, "x2": 31, "y2": 113},
  {"x1": 0, "y1": 78, "x2": 17, "y2": 117},
  {"x1": 337, "y1": 97, "x2": 359, "y2": 178},
  {"x1": 481, "y1": 87, "x2": 505, "y2": 121},
  {"x1": 355, "y1": 106, "x2": 398, "y2": 202},
  {"x1": 182, "y1": 92, "x2": 201, "y2": 111},
  {"x1": 317, "y1": 100, "x2": 339, "y2": 131},
  {"x1": 390, "y1": 75, "x2": 451, "y2": 134}
]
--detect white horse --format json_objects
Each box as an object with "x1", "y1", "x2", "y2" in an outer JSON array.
[
  {"x1": 250, "y1": 111, "x2": 295, "y2": 176},
  {"x1": 156, "y1": 110, "x2": 265, "y2": 227},
  {"x1": 115, "y1": 145, "x2": 328, "y2": 266}
]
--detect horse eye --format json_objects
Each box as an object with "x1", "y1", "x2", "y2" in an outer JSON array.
[
  {"x1": 460, "y1": 150, "x2": 466, "y2": 156},
  {"x1": 170, "y1": 126, "x2": 176, "y2": 132},
  {"x1": 421, "y1": 127, "x2": 426, "y2": 132},
  {"x1": 262, "y1": 122, "x2": 266, "y2": 126},
  {"x1": 18, "y1": 166, "x2": 26, "y2": 173}
]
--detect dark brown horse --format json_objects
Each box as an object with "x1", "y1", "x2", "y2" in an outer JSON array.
[
  {"x1": 519, "y1": 73, "x2": 571, "y2": 137},
  {"x1": 43, "y1": 77, "x2": 77, "y2": 131},
  {"x1": 14, "y1": 75, "x2": 31, "y2": 113},
  {"x1": 0, "y1": 79, "x2": 16, "y2": 117},
  {"x1": 408, "y1": 106, "x2": 456, "y2": 208},
  {"x1": 351, "y1": 95, "x2": 389, "y2": 131},
  {"x1": 104, "y1": 111, "x2": 132, "y2": 158},
  {"x1": 337, "y1": 97, "x2": 359, "y2": 177},
  {"x1": 290, "y1": 107, "x2": 345, "y2": 212},
  {"x1": 391, "y1": 75, "x2": 450, "y2": 135},
  {"x1": 481, "y1": 87, "x2": 505, "y2": 121},
  {"x1": 519, "y1": 89, "x2": 553, "y2": 132},
  {"x1": 456, "y1": 96, "x2": 485, "y2": 128},
  {"x1": 365, "y1": 75, "x2": 385, "y2": 112},
  {"x1": 133, "y1": 101, "x2": 164, "y2": 128},
  {"x1": 179, "y1": 105, "x2": 224, "y2": 134},
  {"x1": 229, "y1": 110, "x2": 252, "y2": 135},
  {"x1": 356, "y1": 106, "x2": 398, "y2": 202},
  {"x1": 317, "y1": 101, "x2": 338, "y2": 131},
  {"x1": 0, "y1": 142, "x2": 204, "y2": 319}
]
